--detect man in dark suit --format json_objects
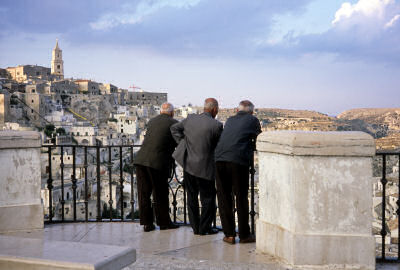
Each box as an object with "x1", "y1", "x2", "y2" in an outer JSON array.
[
  {"x1": 134, "y1": 102, "x2": 179, "y2": 232},
  {"x1": 215, "y1": 100, "x2": 261, "y2": 244},
  {"x1": 171, "y1": 98, "x2": 223, "y2": 235}
]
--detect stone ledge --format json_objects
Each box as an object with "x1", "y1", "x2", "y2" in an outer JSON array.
[
  {"x1": 0, "y1": 235, "x2": 136, "y2": 270},
  {"x1": 257, "y1": 220, "x2": 375, "y2": 269},
  {"x1": 257, "y1": 131, "x2": 375, "y2": 157},
  {"x1": 0, "y1": 204, "x2": 43, "y2": 233},
  {"x1": 0, "y1": 131, "x2": 41, "y2": 149}
]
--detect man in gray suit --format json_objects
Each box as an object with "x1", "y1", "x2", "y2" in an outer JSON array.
[{"x1": 171, "y1": 98, "x2": 223, "y2": 235}]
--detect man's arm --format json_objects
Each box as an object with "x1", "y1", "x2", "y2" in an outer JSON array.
[
  {"x1": 251, "y1": 117, "x2": 262, "y2": 150},
  {"x1": 170, "y1": 119, "x2": 186, "y2": 144}
]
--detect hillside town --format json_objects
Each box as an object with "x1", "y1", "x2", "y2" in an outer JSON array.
[{"x1": 1, "y1": 40, "x2": 400, "y2": 256}]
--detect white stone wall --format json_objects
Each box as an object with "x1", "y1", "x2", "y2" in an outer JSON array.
[
  {"x1": 256, "y1": 131, "x2": 376, "y2": 269},
  {"x1": 0, "y1": 131, "x2": 44, "y2": 232}
]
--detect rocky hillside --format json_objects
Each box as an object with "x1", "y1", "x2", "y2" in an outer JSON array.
[{"x1": 338, "y1": 108, "x2": 400, "y2": 131}]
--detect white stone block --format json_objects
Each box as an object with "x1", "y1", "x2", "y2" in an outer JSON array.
[
  {"x1": 0, "y1": 131, "x2": 43, "y2": 232},
  {"x1": 256, "y1": 131, "x2": 375, "y2": 269}
]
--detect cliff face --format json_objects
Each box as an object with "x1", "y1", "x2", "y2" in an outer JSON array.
[{"x1": 337, "y1": 108, "x2": 400, "y2": 131}]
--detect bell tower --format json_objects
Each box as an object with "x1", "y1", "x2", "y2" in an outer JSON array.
[{"x1": 51, "y1": 39, "x2": 64, "y2": 80}]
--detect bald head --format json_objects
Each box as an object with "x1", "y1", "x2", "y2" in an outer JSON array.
[
  {"x1": 204, "y1": 98, "x2": 219, "y2": 118},
  {"x1": 238, "y1": 100, "x2": 255, "y2": 114},
  {"x1": 160, "y1": 102, "x2": 174, "y2": 117}
]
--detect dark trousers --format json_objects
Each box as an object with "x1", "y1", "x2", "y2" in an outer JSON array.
[
  {"x1": 215, "y1": 161, "x2": 250, "y2": 238},
  {"x1": 184, "y1": 172, "x2": 216, "y2": 234},
  {"x1": 135, "y1": 165, "x2": 171, "y2": 226}
]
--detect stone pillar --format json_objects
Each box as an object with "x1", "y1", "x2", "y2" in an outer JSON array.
[
  {"x1": 256, "y1": 131, "x2": 375, "y2": 270},
  {"x1": 0, "y1": 131, "x2": 43, "y2": 232}
]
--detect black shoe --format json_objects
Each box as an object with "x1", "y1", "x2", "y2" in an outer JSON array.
[
  {"x1": 159, "y1": 223, "x2": 179, "y2": 230},
  {"x1": 199, "y1": 228, "x2": 219, "y2": 235},
  {"x1": 143, "y1": 224, "x2": 155, "y2": 232},
  {"x1": 239, "y1": 234, "x2": 256, "y2": 243}
]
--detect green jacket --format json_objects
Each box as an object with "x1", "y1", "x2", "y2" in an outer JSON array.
[{"x1": 134, "y1": 114, "x2": 178, "y2": 172}]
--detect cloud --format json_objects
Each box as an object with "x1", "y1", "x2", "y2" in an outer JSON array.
[
  {"x1": 257, "y1": 0, "x2": 400, "y2": 65},
  {"x1": 332, "y1": 0, "x2": 394, "y2": 25},
  {"x1": 90, "y1": 0, "x2": 203, "y2": 30},
  {"x1": 385, "y1": 13, "x2": 400, "y2": 28}
]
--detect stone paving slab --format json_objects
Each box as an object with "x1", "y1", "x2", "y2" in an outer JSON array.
[
  {"x1": 4, "y1": 223, "x2": 397, "y2": 269},
  {"x1": 0, "y1": 235, "x2": 136, "y2": 270}
]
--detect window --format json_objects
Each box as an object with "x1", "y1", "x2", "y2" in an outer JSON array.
[
  {"x1": 32, "y1": 99, "x2": 34, "y2": 103},
  {"x1": 85, "y1": 132, "x2": 88, "y2": 136},
  {"x1": 123, "y1": 202, "x2": 127, "y2": 208},
  {"x1": 77, "y1": 132, "x2": 80, "y2": 136},
  {"x1": 36, "y1": 72, "x2": 40, "y2": 76},
  {"x1": 57, "y1": 65, "x2": 60, "y2": 69},
  {"x1": 67, "y1": 192, "x2": 70, "y2": 200},
  {"x1": 121, "y1": 129, "x2": 123, "y2": 133},
  {"x1": 31, "y1": 109, "x2": 34, "y2": 113}
]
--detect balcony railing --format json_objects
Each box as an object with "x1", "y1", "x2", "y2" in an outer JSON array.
[
  {"x1": 376, "y1": 151, "x2": 400, "y2": 263},
  {"x1": 42, "y1": 144, "x2": 257, "y2": 234}
]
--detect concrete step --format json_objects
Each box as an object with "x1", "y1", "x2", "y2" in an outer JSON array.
[{"x1": 0, "y1": 235, "x2": 136, "y2": 270}]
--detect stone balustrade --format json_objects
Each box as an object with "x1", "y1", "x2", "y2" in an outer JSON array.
[
  {"x1": 0, "y1": 131, "x2": 43, "y2": 232},
  {"x1": 256, "y1": 131, "x2": 376, "y2": 269}
]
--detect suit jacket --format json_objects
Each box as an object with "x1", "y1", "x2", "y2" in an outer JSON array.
[
  {"x1": 171, "y1": 112, "x2": 223, "y2": 181},
  {"x1": 134, "y1": 113, "x2": 178, "y2": 172},
  {"x1": 215, "y1": 111, "x2": 261, "y2": 166}
]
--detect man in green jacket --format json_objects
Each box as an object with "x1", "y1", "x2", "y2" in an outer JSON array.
[{"x1": 134, "y1": 102, "x2": 179, "y2": 232}]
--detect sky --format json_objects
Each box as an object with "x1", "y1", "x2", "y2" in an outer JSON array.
[{"x1": 0, "y1": 0, "x2": 399, "y2": 115}]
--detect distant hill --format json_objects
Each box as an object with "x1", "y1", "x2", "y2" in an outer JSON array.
[
  {"x1": 338, "y1": 108, "x2": 400, "y2": 132},
  {"x1": 255, "y1": 108, "x2": 331, "y2": 119},
  {"x1": 338, "y1": 108, "x2": 400, "y2": 121}
]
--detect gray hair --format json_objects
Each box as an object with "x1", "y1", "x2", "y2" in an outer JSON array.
[
  {"x1": 161, "y1": 102, "x2": 174, "y2": 113},
  {"x1": 204, "y1": 98, "x2": 219, "y2": 111},
  {"x1": 238, "y1": 100, "x2": 254, "y2": 113}
]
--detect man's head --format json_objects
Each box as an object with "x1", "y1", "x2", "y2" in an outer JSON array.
[
  {"x1": 238, "y1": 100, "x2": 255, "y2": 115},
  {"x1": 160, "y1": 102, "x2": 174, "y2": 117},
  {"x1": 203, "y1": 98, "x2": 219, "y2": 118}
]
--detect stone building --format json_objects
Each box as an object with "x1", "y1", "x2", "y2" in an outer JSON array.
[
  {"x1": 24, "y1": 93, "x2": 46, "y2": 126},
  {"x1": 126, "y1": 91, "x2": 167, "y2": 106},
  {"x1": 51, "y1": 39, "x2": 64, "y2": 80},
  {"x1": 26, "y1": 82, "x2": 50, "y2": 95},
  {"x1": 50, "y1": 80, "x2": 79, "y2": 95},
  {"x1": 69, "y1": 124, "x2": 99, "y2": 145},
  {"x1": 0, "y1": 68, "x2": 9, "y2": 79},
  {"x1": 6, "y1": 65, "x2": 52, "y2": 83},
  {"x1": 100, "y1": 83, "x2": 118, "y2": 95},
  {"x1": 75, "y1": 80, "x2": 101, "y2": 95},
  {"x1": 0, "y1": 92, "x2": 10, "y2": 127}
]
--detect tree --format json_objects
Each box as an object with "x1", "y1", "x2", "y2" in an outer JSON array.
[
  {"x1": 56, "y1": 127, "x2": 66, "y2": 135},
  {"x1": 44, "y1": 124, "x2": 55, "y2": 137}
]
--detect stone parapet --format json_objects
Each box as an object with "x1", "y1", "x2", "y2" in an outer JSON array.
[
  {"x1": 257, "y1": 131, "x2": 375, "y2": 157},
  {"x1": 0, "y1": 131, "x2": 43, "y2": 233},
  {"x1": 256, "y1": 131, "x2": 375, "y2": 270}
]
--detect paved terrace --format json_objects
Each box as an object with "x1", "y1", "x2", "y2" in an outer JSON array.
[
  {"x1": 2, "y1": 223, "x2": 400, "y2": 270},
  {"x1": 2, "y1": 222, "x2": 279, "y2": 270},
  {"x1": 2, "y1": 131, "x2": 400, "y2": 269}
]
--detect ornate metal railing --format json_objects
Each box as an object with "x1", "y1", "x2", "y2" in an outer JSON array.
[
  {"x1": 376, "y1": 151, "x2": 400, "y2": 263},
  {"x1": 42, "y1": 144, "x2": 257, "y2": 233}
]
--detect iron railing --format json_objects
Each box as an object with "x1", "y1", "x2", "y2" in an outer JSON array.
[
  {"x1": 42, "y1": 144, "x2": 257, "y2": 233},
  {"x1": 376, "y1": 151, "x2": 400, "y2": 263}
]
